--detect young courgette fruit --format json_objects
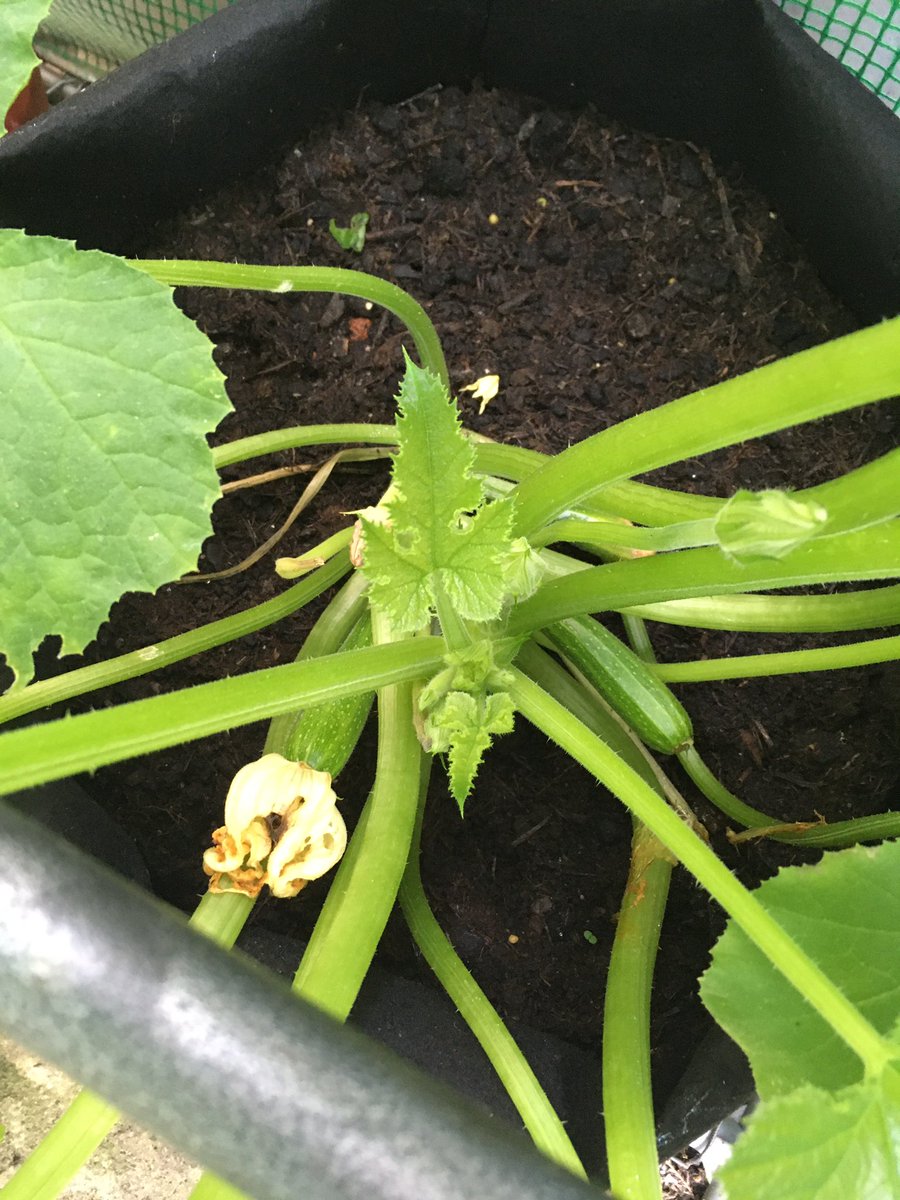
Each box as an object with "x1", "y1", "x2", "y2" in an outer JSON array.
[
  {"x1": 547, "y1": 615, "x2": 693, "y2": 754},
  {"x1": 281, "y1": 615, "x2": 375, "y2": 775}
]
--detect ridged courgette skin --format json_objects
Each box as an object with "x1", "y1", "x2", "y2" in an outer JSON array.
[
  {"x1": 283, "y1": 616, "x2": 375, "y2": 774},
  {"x1": 547, "y1": 616, "x2": 693, "y2": 754}
]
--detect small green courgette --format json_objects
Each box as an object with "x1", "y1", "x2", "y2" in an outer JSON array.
[
  {"x1": 280, "y1": 615, "x2": 375, "y2": 774},
  {"x1": 547, "y1": 615, "x2": 693, "y2": 754}
]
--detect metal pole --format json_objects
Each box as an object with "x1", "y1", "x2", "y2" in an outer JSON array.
[{"x1": 0, "y1": 802, "x2": 603, "y2": 1200}]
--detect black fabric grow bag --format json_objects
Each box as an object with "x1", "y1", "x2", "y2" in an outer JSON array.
[
  {"x1": 0, "y1": 1, "x2": 897, "y2": 1194},
  {"x1": 1, "y1": 0, "x2": 898, "y2": 317}
]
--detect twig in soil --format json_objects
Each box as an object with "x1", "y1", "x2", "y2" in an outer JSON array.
[
  {"x1": 178, "y1": 447, "x2": 391, "y2": 584},
  {"x1": 222, "y1": 463, "x2": 319, "y2": 494},
  {"x1": 693, "y1": 148, "x2": 753, "y2": 291},
  {"x1": 245, "y1": 358, "x2": 300, "y2": 381},
  {"x1": 510, "y1": 813, "x2": 553, "y2": 848}
]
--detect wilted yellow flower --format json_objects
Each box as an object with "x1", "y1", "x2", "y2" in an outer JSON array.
[
  {"x1": 459, "y1": 374, "x2": 500, "y2": 415},
  {"x1": 203, "y1": 754, "x2": 347, "y2": 899}
]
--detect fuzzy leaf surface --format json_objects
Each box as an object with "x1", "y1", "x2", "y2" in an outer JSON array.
[
  {"x1": 701, "y1": 840, "x2": 900, "y2": 1098},
  {"x1": 719, "y1": 1063, "x2": 900, "y2": 1200},
  {"x1": 0, "y1": 0, "x2": 49, "y2": 124},
  {"x1": 426, "y1": 690, "x2": 515, "y2": 810},
  {"x1": 361, "y1": 357, "x2": 514, "y2": 632},
  {"x1": 1, "y1": 231, "x2": 230, "y2": 686}
]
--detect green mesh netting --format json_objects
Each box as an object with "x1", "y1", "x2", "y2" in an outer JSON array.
[
  {"x1": 34, "y1": 0, "x2": 900, "y2": 113},
  {"x1": 772, "y1": 0, "x2": 899, "y2": 111},
  {"x1": 36, "y1": 0, "x2": 238, "y2": 79}
]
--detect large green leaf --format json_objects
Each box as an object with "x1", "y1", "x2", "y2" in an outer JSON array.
[
  {"x1": 719, "y1": 1064, "x2": 900, "y2": 1200},
  {"x1": 702, "y1": 842, "x2": 900, "y2": 1200},
  {"x1": 0, "y1": 0, "x2": 50, "y2": 124},
  {"x1": 701, "y1": 839, "x2": 900, "y2": 1097},
  {"x1": 361, "y1": 355, "x2": 515, "y2": 632},
  {"x1": 1, "y1": 230, "x2": 231, "y2": 686}
]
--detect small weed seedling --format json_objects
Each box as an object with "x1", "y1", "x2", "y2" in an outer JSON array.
[{"x1": 328, "y1": 212, "x2": 370, "y2": 253}]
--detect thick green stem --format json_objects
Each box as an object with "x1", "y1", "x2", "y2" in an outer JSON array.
[
  {"x1": 0, "y1": 553, "x2": 350, "y2": 728},
  {"x1": 621, "y1": 614, "x2": 657, "y2": 664},
  {"x1": 515, "y1": 640, "x2": 660, "y2": 788},
  {"x1": 516, "y1": 642, "x2": 674, "y2": 1193},
  {"x1": 511, "y1": 316, "x2": 900, "y2": 536},
  {"x1": 0, "y1": 638, "x2": 444, "y2": 797},
  {"x1": 621, "y1": 584, "x2": 900, "y2": 632},
  {"x1": 187, "y1": 1175, "x2": 246, "y2": 1200},
  {"x1": 188, "y1": 890, "x2": 255, "y2": 947},
  {"x1": 507, "y1": 669, "x2": 892, "y2": 1078},
  {"x1": 130, "y1": 260, "x2": 449, "y2": 387},
  {"x1": 398, "y1": 761, "x2": 587, "y2": 1179},
  {"x1": 0, "y1": 1094, "x2": 120, "y2": 1200},
  {"x1": 655, "y1": 633, "x2": 900, "y2": 682},
  {"x1": 476, "y1": 441, "x2": 900, "y2": 536},
  {"x1": 508, "y1": 523, "x2": 900, "y2": 639},
  {"x1": 213, "y1": 423, "x2": 398, "y2": 468},
  {"x1": 678, "y1": 745, "x2": 900, "y2": 849},
  {"x1": 532, "y1": 517, "x2": 716, "y2": 554},
  {"x1": 188, "y1": 621, "x2": 417, "y2": 1200},
  {"x1": 603, "y1": 825, "x2": 673, "y2": 1200},
  {"x1": 292, "y1": 610, "x2": 421, "y2": 1017}
]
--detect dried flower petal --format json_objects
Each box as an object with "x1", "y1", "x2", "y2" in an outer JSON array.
[
  {"x1": 350, "y1": 500, "x2": 393, "y2": 568},
  {"x1": 267, "y1": 803, "x2": 347, "y2": 898}
]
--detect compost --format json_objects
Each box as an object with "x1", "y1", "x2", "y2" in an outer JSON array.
[{"x1": 26, "y1": 84, "x2": 900, "y2": 1122}]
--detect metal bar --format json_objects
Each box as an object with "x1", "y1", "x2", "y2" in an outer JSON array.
[{"x1": 0, "y1": 802, "x2": 603, "y2": 1200}]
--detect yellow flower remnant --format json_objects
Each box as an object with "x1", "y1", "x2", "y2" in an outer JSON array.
[
  {"x1": 459, "y1": 374, "x2": 500, "y2": 415},
  {"x1": 203, "y1": 754, "x2": 347, "y2": 899},
  {"x1": 349, "y1": 493, "x2": 394, "y2": 568}
]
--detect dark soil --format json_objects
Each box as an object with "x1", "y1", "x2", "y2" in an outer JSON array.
[{"x1": 22, "y1": 83, "x2": 900, "y2": 1172}]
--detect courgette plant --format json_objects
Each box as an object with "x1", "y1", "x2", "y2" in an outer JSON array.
[
  {"x1": 2, "y1": 37, "x2": 900, "y2": 1200},
  {"x1": 2, "y1": 225, "x2": 899, "y2": 1200}
]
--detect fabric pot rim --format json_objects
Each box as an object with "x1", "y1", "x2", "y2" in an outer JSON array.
[{"x1": 0, "y1": 0, "x2": 898, "y2": 317}]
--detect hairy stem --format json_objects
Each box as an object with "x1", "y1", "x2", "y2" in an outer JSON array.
[
  {"x1": 511, "y1": 316, "x2": 900, "y2": 536},
  {"x1": 292, "y1": 610, "x2": 421, "y2": 1016},
  {"x1": 508, "y1": 524, "x2": 900, "y2": 638},
  {"x1": 603, "y1": 824, "x2": 673, "y2": 1200},
  {"x1": 620, "y1": 583, "x2": 900, "y2": 632},
  {"x1": 0, "y1": 553, "x2": 350, "y2": 727},
  {"x1": 678, "y1": 745, "x2": 900, "y2": 848},
  {"x1": 131, "y1": 260, "x2": 449, "y2": 387},
  {"x1": 399, "y1": 761, "x2": 587, "y2": 1178},
  {"x1": 516, "y1": 640, "x2": 674, "y2": 1192},
  {"x1": 0, "y1": 637, "x2": 444, "y2": 796},
  {"x1": 654, "y1": 633, "x2": 900, "y2": 682},
  {"x1": 508, "y1": 669, "x2": 893, "y2": 1078}
]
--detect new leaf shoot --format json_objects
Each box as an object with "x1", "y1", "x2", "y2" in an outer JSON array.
[
  {"x1": 360, "y1": 356, "x2": 522, "y2": 805},
  {"x1": 328, "y1": 212, "x2": 370, "y2": 253},
  {"x1": 360, "y1": 355, "x2": 516, "y2": 633}
]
